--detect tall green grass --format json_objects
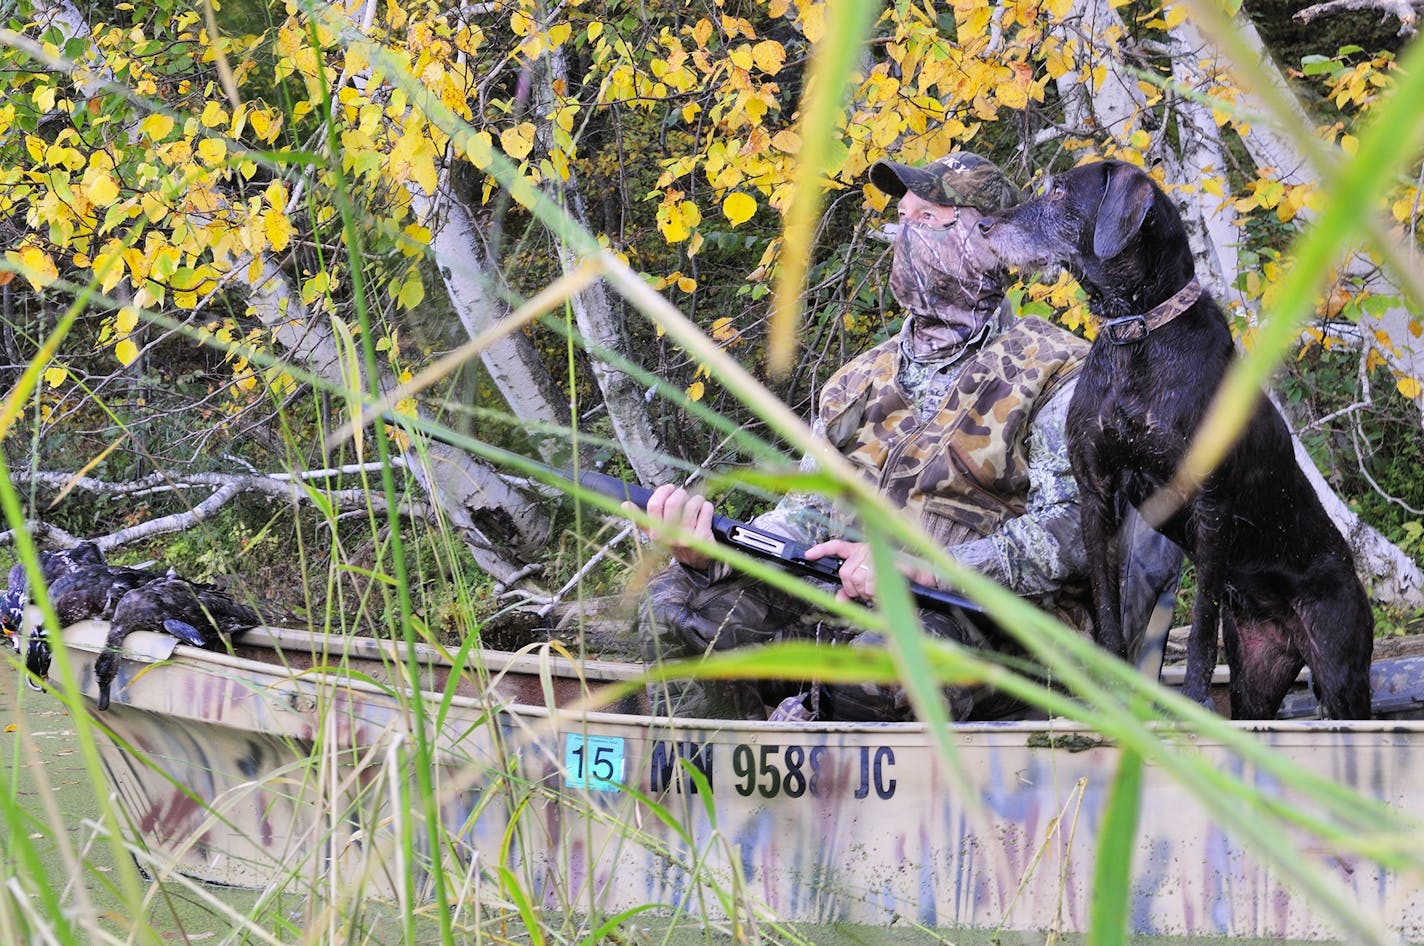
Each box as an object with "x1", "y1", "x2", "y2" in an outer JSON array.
[{"x1": 3, "y1": 0, "x2": 1424, "y2": 944}]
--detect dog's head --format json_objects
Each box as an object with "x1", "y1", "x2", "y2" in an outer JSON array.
[{"x1": 977, "y1": 160, "x2": 1191, "y2": 312}]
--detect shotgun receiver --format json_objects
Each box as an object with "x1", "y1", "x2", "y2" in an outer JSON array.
[{"x1": 574, "y1": 469, "x2": 981, "y2": 615}]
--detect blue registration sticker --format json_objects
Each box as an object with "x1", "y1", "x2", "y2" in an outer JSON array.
[{"x1": 564, "y1": 733, "x2": 625, "y2": 792}]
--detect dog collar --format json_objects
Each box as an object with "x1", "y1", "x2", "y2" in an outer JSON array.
[{"x1": 1101, "y1": 277, "x2": 1203, "y2": 346}]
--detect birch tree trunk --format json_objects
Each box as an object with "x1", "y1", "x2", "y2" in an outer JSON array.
[
  {"x1": 533, "y1": 46, "x2": 674, "y2": 486},
  {"x1": 414, "y1": 180, "x2": 572, "y2": 461}
]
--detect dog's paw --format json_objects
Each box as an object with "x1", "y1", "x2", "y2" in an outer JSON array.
[{"x1": 1180, "y1": 685, "x2": 1215, "y2": 712}]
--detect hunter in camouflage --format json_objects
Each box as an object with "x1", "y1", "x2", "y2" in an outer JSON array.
[{"x1": 636, "y1": 152, "x2": 1171, "y2": 722}]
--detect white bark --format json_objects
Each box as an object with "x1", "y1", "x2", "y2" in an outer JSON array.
[
  {"x1": 414, "y1": 180, "x2": 573, "y2": 461},
  {"x1": 535, "y1": 46, "x2": 674, "y2": 486},
  {"x1": 1162, "y1": 31, "x2": 1247, "y2": 310},
  {"x1": 326, "y1": 0, "x2": 574, "y2": 456},
  {"x1": 30, "y1": 0, "x2": 110, "y2": 101},
  {"x1": 1053, "y1": 1, "x2": 1242, "y2": 305},
  {"x1": 1053, "y1": 0, "x2": 1149, "y2": 144}
]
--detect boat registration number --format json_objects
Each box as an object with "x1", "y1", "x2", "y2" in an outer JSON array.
[{"x1": 563, "y1": 734, "x2": 897, "y2": 800}]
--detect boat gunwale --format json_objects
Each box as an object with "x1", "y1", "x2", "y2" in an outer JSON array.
[{"x1": 56, "y1": 621, "x2": 1424, "y2": 739}]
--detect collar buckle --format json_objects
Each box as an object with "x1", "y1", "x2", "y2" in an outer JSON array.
[{"x1": 1104, "y1": 314, "x2": 1150, "y2": 345}]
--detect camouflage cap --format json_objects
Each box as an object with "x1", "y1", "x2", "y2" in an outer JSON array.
[{"x1": 869, "y1": 152, "x2": 1019, "y2": 213}]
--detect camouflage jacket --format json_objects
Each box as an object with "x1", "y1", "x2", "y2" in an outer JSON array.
[{"x1": 745, "y1": 315, "x2": 1092, "y2": 603}]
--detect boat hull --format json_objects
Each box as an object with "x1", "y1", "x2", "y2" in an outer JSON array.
[{"x1": 42, "y1": 622, "x2": 1424, "y2": 941}]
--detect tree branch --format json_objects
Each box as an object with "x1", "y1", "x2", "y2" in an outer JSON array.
[
  {"x1": 1294, "y1": 0, "x2": 1420, "y2": 36},
  {"x1": 2, "y1": 464, "x2": 435, "y2": 553}
]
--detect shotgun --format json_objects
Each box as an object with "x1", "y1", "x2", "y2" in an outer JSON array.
[
  {"x1": 383, "y1": 416, "x2": 981, "y2": 615},
  {"x1": 572, "y1": 468, "x2": 982, "y2": 615}
]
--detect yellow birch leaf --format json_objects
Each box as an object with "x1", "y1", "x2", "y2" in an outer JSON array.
[
  {"x1": 83, "y1": 169, "x2": 120, "y2": 206},
  {"x1": 676, "y1": 275, "x2": 696, "y2": 293},
  {"x1": 723, "y1": 191, "x2": 756, "y2": 225},
  {"x1": 396, "y1": 270, "x2": 424, "y2": 310},
  {"x1": 752, "y1": 40, "x2": 786, "y2": 75},
  {"x1": 771, "y1": 129, "x2": 801, "y2": 153},
  {"x1": 996, "y1": 80, "x2": 1028, "y2": 110},
  {"x1": 692, "y1": 18, "x2": 713, "y2": 47},
  {"x1": 15, "y1": 246, "x2": 58, "y2": 290},
  {"x1": 198, "y1": 138, "x2": 227, "y2": 165},
  {"x1": 466, "y1": 130, "x2": 494, "y2": 169},
  {"x1": 687, "y1": 380, "x2": 705, "y2": 401},
  {"x1": 249, "y1": 108, "x2": 273, "y2": 141},
  {"x1": 92, "y1": 244, "x2": 125, "y2": 293},
  {"x1": 43, "y1": 364, "x2": 67, "y2": 388},
  {"x1": 34, "y1": 86, "x2": 57, "y2": 113},
  {"x1": 500, "y1": 122, "x2": 536, "y2": 160},
  {"x1": 115, "y1": 338, "x2": 139, "y2": 366},
  {"x1": 711, "y1": 317, "x2": 735, "y2": 341},
  {"x1": 200, "y1": 100, "x2": 226, "y2": 128},
  {"x1": 264, "y1": 209, "x2": 293, "y2": 251},
  {"x1": 141, "y1": 113, "x2": 174, "y2": 141},
  {"x1": 116, "y1": 305, "x2": 139, "y2": 334},
  {"x1": 1398, "y1": 376, "x2": 1422, "y2": 400},
  {"x1": 800, "y1": 5, "x2": 826, "y2": 42},
  {"x1": 407, "y1": 137, "x2": 439, "y2": 195}
]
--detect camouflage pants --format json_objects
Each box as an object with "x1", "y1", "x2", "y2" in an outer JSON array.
[{"x1": 639, "y1": 562, "x2": 1032, "y2": 722}]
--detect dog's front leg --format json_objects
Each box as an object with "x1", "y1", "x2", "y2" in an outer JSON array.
[
  {"x1": 1182, "y1": 508, "x2": 1226, "y2": 708},
  {"x1": 1077, "y1": 480, "x2": 1127, "y2": 659}
]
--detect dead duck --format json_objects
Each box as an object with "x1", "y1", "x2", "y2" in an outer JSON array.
[
  {"x1": 4, "y1": 541, "x2": 107, "y2": 595},
  {"x1": 95, "y1": 578, "x2": 262, "y2": 710},
  {"x1": 2, "y1": 542, "x2": 109, "y2": 650},
  {"x1": 20, "y1": 563, "x2": 168, "y2": 685}
]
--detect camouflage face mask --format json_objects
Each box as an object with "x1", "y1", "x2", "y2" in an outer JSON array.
[{"x1": 889, "y1": 210, "x2": 1008, "y2": 361}]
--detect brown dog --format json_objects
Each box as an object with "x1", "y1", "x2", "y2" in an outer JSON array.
[{"x1": 978, "y1": 160, "x2": 1372, "y2": 719}]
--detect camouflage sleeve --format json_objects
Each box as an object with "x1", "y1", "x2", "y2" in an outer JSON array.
[{"x1": 943, "y1": 378, "x2": 1088, "y2": 596}]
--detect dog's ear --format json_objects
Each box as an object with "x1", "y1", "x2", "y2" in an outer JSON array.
[{"x1": 1093, "y1": 164, "x2": 1156, "y2": 260}]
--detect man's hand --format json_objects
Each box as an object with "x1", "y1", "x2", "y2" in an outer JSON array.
[
  {"x1": 805, "y1": 540, "x2": 944, "y2": 602},
  {"x1": 628, "y1": 484, "x2": 716, "y2": 571},
  {"x1": 804, "y1": 538, "x2": 876, "y2": 602}
]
